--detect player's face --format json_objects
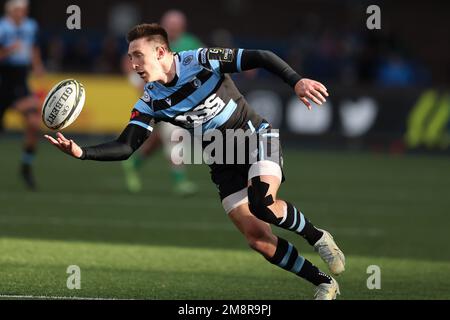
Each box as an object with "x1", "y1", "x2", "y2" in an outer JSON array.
[
  {"x1": 128, "y1": 38, "x2": 163, "y2": 83},
  {"x1": 161, "y1": 16, "x2": 185, "y2": 41},
  {"x1": 9, "y1": 5, "x2": 28, "y2": 23}
]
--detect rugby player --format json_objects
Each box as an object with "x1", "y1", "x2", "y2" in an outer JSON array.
[
  {"x1": 0, "y1": 0, "x2": 44, "y2": 189},
  {"x1": 45, "y1": 23, "x2": 345, "y2": 300},
  {"x1": 121, "y1": 10, "x2": 200, "y2": 195}
]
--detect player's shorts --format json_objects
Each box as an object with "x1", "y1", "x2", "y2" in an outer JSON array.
[
  {"x1": 208, "y1": 122, "x2": 285, "y2": 213},
  {"x1": 0, "y1": 65, "x2": 32, "y2": 127}
]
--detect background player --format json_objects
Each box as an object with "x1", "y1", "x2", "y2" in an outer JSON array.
[
  {"x1": 122, "y1": 9, "x2": 201, "y2": 195},
  {"x1": 44, "y1": 24, "x2": 345, "y2": 300},
  {"x1": 0, "y1": 0, "x2": 44, "y2": 190}
]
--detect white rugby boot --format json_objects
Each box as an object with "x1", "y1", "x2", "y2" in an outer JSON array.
[
  {"x1": 314, "y1": 277, "x2": 340, "y2": 300},
  {"x1": 313, "y1": 229, "x2": 346, "y2": 275}
]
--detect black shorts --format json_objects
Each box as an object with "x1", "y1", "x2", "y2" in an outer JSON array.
[
  {"x1": 208, "y1": 125, "x2": 285, "y2": 201},
  {"x1": 0, "y1": 65, "x2": 32, "y2": 127}
]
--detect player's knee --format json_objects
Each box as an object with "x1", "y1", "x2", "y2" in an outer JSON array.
[
  {"x1": 247, "y1": 178, "x2": 278, "y2": 224},
  {"x1": 248, "y1": 200, "x2": 277, "y2": 224},
  {"x1": 248, "y1": 198, "x2": 277, "y2": 225}
]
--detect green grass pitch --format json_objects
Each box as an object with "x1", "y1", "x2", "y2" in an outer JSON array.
[{"x1": 1, "y1": 136, "x2": 449, "y2": 299}]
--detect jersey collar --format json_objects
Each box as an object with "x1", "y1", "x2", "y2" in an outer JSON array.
[{"x1": 162, "y1": 53, "x2": 180, "y2": 87}]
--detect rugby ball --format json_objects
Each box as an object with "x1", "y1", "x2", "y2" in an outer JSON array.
[{"x1": 42, "y1": 79, "x2": 86, "y2": 130}]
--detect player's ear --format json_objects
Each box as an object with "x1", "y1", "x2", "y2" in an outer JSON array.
[{"x1": 156, "y1": 46, "x2": 165, "y2": 60}]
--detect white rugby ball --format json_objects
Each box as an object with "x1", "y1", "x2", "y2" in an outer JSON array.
[{"x1": 42, "y1": 79, "x2": 86, "y2": 130}]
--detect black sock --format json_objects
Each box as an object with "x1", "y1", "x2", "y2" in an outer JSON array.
[
  {"x1": 266, "y1": 237, "x2": 332, "y2": 286},
  {"x1": 298, "y1": 259, "x2": 332, "y2": 286},
  {"x1": 299, "y1": 218, "x2": 323, "y2": 246},
  {"x1": 278, "y1": 202, "x2": 323, "y2": 246},
  {"x1": 22, "y1": 146, "x2": 36, "y2": 166}
]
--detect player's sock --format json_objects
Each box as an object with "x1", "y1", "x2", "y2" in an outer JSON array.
[
  {"x1": 278, "y1": 202, "x2": 323, "y2": 246},
  {"x1": 122, "y1": 153, "x2": 142, "y2": 193},
  {"x1": 21, "y1": 146, "x2": 36, "y2": 166},
  {"x1": 171, "y1": 167, "x2": 187, "y2": 183},
  {"x1": 131, "y1": 153, "x2": 144, "y2": 169},
  {"x1": 172, "y1": 167, "x2": 198, "y2": 196},
  {"x1": 20, "y1": 146, "x2": 36, "y2": 189},
  {"x1": 266, "y1": 237, "x2": 332, "y2": 285}
]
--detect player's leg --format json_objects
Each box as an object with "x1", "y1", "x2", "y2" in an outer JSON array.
[
  {"x1": 13, "y1": 95, "x2": 41, "y2": 190},
  {"x1": 247, "y1": 161, "x2": 345, "y2": 276},
  {"x1": 122, "y1": 122, "x2": 197, "y2": 195},
  {"x1": 159, "y1": 122, "x2": 197, "y2": 196},
  {"x1": 137, "y1": 126, "x2": 163, "y2": 158},
  {"x1": 122, "y1": 128, "x2": 162, "y2": 192},
  {"x1": 225, "y1": 198, "x2": 339, "y2": 300},
  {"x1": 14, "y1": 95, "x2": 40, "y2": 146}
]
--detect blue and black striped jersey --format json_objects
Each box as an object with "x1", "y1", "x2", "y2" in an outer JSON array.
[
  {"x1": 80, "y1": 48, "x2": 302, "y2": 161},
  {"x1": 0, "y1": 17, "x2": 39, "y2": 66},
  {"x1": 129, "y1": 48, "x2": 264, "y2": 134}
]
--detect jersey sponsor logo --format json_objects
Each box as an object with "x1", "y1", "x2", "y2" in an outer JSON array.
[
  {"x1": 223, "y1": 48, "x2": 233, "y2": 61},
  {"x1": 175, "y1": 93, "x2": 227, "y2": 128},
  {"x1": 183, "y1": 55, "x2": 194, "y2": 66},
  {"x1": 200, "y1": 49, "x2": 208, "y2": 65},
  {"x1": 208, "y1": 48, "x2": 234, "y2": 62}
]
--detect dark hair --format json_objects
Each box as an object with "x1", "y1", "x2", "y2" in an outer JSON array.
[{"x1": 127, "y1": 23, "x2": 171, "y2": 51}]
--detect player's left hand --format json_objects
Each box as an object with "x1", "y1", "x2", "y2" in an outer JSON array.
[
  {"x1": 44, "y1": 132, "x2": 83, "y2": 158},
  {"x1": 294, "y1": 78, "x2": 329, "y2": 110}
]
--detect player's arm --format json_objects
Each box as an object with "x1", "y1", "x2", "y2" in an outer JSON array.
[
  {"x1": 45, "y1": 109, "x2": 153, "y2": 161},
  {"x1": 0, "y1": 26, "x2": 22, "y2": 60},
  {"x1": 0, "y1": 41, "x2": 22, "y2": 60},
  {"x1": 198, "y1": 48, "x2": 328, "y2": 109}
]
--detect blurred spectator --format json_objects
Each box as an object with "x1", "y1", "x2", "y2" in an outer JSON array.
[
  {"x1": 376, "y1": 52, "x2": 415, "y2": 86},
  {"x1": 120, "y1": 9, "x2": 200, "y2": 196},
  {"x1": 209, "y1": 28, "x2": 234, "y2": 48},
  {"x1": 63, "y1": 36, "x2": 92, "y2": 72},
  {"x1": 303, "y1": 28, "x2": 340, "y2": 81},
  {"x1": 33, "y1": 3, "x2": 433, "y2": 84},
  {"x1": 94, "y1": 35, "x2": 121, "y2": 73},
  {"x1": 45, "y1": 35, "x2": 64, "y2": 72},
  {"x1": 160, "y1": 9, "x2": 202, "y2": 52},
  {"x1": 108, "y1": 2, "x2": 140, "y2": 37}
]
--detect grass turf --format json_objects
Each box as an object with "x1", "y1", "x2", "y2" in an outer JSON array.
[{"x1": 1, "y1": 136, "x2": 449, "y2": 299}]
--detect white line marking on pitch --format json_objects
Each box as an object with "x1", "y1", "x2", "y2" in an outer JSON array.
[{"x1": 0, "y1": 294, "x2": 132, "y2": 300}]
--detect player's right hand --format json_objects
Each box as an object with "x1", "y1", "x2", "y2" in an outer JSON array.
[
  {"x1": 294, "y1": 78, "x2": 329, "y2": 110},
  {"x1": 44, "y1": 132, "x2": 83, "y2": 159}
]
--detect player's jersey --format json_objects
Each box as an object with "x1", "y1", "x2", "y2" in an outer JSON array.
[
  {"x1": 130, "y1": 48, "x2": 266, "y2": 134},
  {"x1": 0, "y1": 17, "x2": 38, "y2": 67}
]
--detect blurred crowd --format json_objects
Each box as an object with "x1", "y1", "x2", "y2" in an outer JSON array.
[
  {"x1": 38, "y1": 9, "x2": 430, "y2": 87},
  {"x1": 284, "y1": 20, "x2": 431, "y2": 87}
]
